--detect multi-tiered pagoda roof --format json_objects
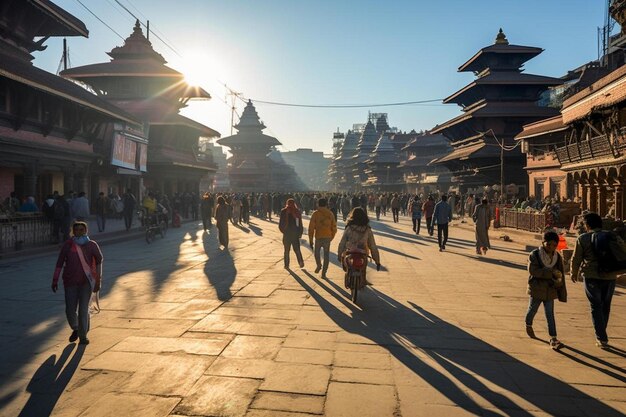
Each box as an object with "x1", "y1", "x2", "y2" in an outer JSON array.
[
  {"x1": 218, "y1": 101, "x2": 305, "y2": 191},
  {"x1": 351, "y1": 120, "x2": 379, "y2": 186},
  {"x1": 430, "y1": 29, "x2": 562, "y2": 193},
  {"x1": 363, "y1": 133, "x2": 403, "y2": 190}
]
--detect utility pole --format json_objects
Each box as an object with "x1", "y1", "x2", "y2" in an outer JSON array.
[
  {"x1": 63, "y1": 38, "x2": 67, "y2": 71},
  {"x1": 500, "y1": 142, "x2": 504, "y2": 203},
  {"x1": 226, "y1": 89, "x2": 243, "y2": 135}
]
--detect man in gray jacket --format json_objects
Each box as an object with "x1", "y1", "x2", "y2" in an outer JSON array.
[{"x1": 432, "y1": 194, "x2": 453, "y2": 251}]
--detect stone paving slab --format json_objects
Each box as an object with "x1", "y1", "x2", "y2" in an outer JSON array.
[{"x1": 1, "y1": 217, "x2": 626, "y2": 416}]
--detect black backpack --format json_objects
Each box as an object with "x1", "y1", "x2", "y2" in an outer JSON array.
[{"x1": 591, "y1": 231, "x2": 626, "y2": 273}]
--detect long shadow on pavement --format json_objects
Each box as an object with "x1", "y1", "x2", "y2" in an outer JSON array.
[
  {"x1": 447, "y1": 251, "x2": 528, "y2": 271},
  {"x1": 289, "y1": 269, "x2": 623, "y2": 416},
  {"x1": 202, "y1": 230, "x2": 236, "y2": 301},
  {"x1": 15, "y1": 344, "x2": 84, "y2": 417}
]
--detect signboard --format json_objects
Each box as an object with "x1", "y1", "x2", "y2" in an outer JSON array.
[
  {"x1": 139, "y1": 143, "x2": 148, "y2": 172},
  {"x1": 111, "y1": 133, "x2": 137, "y2": 170}
]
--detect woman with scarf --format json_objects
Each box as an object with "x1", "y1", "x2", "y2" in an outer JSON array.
[
  {"x1": 525, "y1": 230, "x2": 567, "y2": 350},
  {"x1": 51, "y1": 221, "x2": 102, "y2": 345},
  {"x1": 215, "y1": 196, "x2": 230, "y2": 249},
  {"x1": 279, "y1": 198, "x2": 304, "y2": 269}
]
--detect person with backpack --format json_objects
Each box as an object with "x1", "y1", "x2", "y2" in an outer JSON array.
[
  {"x1": 571, "y1": 212, "x2": 626, "y2": 348},
  {"x1": 525, "y1": 231, "x2": 567, "y2": 350}
]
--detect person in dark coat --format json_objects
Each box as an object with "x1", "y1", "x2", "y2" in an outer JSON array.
[
  {"x1": 200, "y1": 192, "x2": 214, "y2": 230},
  {"x1": 279, "y1": 198, "x2": 304, "y2": 269},
  {"x1": 215, "y1": 196, "x2": 230, "y2": 249},
  {"x1": 122, "y1": 189, "x2": 136, "y2": 231}
]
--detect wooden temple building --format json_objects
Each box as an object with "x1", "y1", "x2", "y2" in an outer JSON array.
[
  {"x1": 350, "y1": 120, "x2": 379, "y2": 189},
  {"x1": 363, "y1": 133, "x2": 403, "y2": 191},
  {"x1": 399, "y1": 132, "x2": 452, "y2": 195},
  {"x1": 60, "y1": 20, "x2": 219, "y2": 198},
  {"x1": 329, "y1": 127, "x2": 360, "y2": 191},
  {"x1": 217, "y1": 100, "x2": 305, "y2": 192},
  {"x1": 0, "y1": 0, "x2": 141, "y2": 204},
  {"x1": 430, "y1": 29, "x2": 562, "y2": 196}
]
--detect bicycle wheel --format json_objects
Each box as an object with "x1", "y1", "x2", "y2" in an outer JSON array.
[
  {"x1": 159, "y1": 220, "x2": 167, "y2": 237},
  {"x1": 350, "y1": 271, "x2": 359, "y2": 304},
  {"x1": 146, "y1": 228, "x2": 154, "y2": 244}
]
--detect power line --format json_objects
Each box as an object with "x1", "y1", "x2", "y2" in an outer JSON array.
[
  {"x1": 74, "y1": 0, "x2": 125, "y2": 40},
  {"x1": 241, "y1": 98, "x2": 444, "y2": 108}
]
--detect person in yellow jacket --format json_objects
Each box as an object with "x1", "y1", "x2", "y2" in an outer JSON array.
[{"x1": 308, "y1": 198, "x2": 337, "y2": 279}]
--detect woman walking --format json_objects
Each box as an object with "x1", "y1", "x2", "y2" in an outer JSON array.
[
  {"x1": 279, "y1": 198, "x2": 304, "y2": 269},
  {"x1": 51, "y1": 221, "x2": 102, "y2": 345},
  {"x1": 472, "y1": 198, "x2": 492, "y2": 255},
  {"x1": 525, "y1": 231, "x2": 567, "y2": 350},
  {"x1": 337, "y1": 207, "x2": 381, "y2": 287},
  {"x1": 215, "y1": 196, "x2": 230, "y2": 249}
]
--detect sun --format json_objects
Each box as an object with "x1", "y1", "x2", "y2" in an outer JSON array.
[{"x1": 178, "y1": 50, "x2": 219, "y2": 88}]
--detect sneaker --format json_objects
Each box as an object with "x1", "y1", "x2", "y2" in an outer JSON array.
[
  {"x1": 321, "y1": 274, "x2": 328, "y2": 279},
  {"x1": 314, "y1": 265, "x2": 321, "y2": 273},
  {"x1": 550, "y1": 338, "x2": 564, "y2": 350},
  {"x1": 69, "y1": 330, "x2": 78, "y2": 343},
  {"x1": 596, "y1": 339, "x2": 609, "y2": 349},
  {"x1": 439, "y1": 248, "x2": 443, "y2": 252},
  {"x1": 79, "y1": 338, "x2": 90, "y2": 345},
  {"x1": 525, "y1": 325, "x2": 535, "y2": 339}
]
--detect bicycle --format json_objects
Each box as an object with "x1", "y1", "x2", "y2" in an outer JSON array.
[{"x1": 140, "y1": 209, "x2": 168, "y2": 244}]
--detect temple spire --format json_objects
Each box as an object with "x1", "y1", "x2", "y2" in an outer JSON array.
[{"x1": 495, "y1": 28, "x2": 509, "y2": 45}]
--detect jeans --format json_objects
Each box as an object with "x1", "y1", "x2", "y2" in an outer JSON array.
[
  {"x1": 584, "y1": 278, "x2": 616, "y2": 342},
  {"x1": 96, "y1": 214, "x2": 106, "y2": 232},
  {"x1": 314, "y1": 237, "x2": 331, "y2": 275},
  {"x1": 123, "y1": 210, "x2": 134, "y2": 231},
  {"x1": 436, "y1": 223, "x2": 449, "y2": 248},
  {"x1": 283, "y1": 235, "x2": 303, "y2": 268},
  {"x1": 426, "y1": 217, "x2": 433, "y2": 236},
  {"x1": 525, "y1": 297, "x2": 557, "y2": 337},
  {"x1": 392, "y1": 208, "x2": 400, "y2": 223},
  {"x1": 65, "y1": 282, "x2": 92, "y2": 339},
  {"x1": 375, "y1": 207, "x2": 381, "y2": 220},
  {"x1": 412, "y1": 217, "x2": 421, "y2": 234}
]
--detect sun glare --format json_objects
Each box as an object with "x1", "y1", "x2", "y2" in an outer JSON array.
[{"x1": 180, "y1": 51, "x2": 219, "y2": 88}]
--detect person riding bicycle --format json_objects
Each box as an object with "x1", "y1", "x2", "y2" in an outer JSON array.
[
  {"x1": 338, "y1": 207, "x2": 381, "y2": 287},
  {"x1": 141, "y1": 193, "x2": 158, "y2": 226}
]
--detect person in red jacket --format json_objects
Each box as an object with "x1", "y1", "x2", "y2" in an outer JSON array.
[{"x1": 51, "y1": 221, "x2": 102, "y2": 345}]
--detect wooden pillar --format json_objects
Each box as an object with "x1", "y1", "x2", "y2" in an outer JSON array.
[
  {"x1": 581, "y1": 183, "x2": 588, "y2": 211},
  {"x1": 598, "y1": 182, "x2": 607, "y2": 216},
  {"x1": 615, "y1": 183, "x2": 624, "y2": 221},
  {"x1": 588, "y1": 182, "x2": 597, "y2": 213},
  {"x1": 22, "y1": 163, "x2": 38, "y2": 199}
]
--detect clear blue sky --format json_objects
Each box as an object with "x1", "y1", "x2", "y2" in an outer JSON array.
[{"x1": 37, "y1": 1, "x2": 606, "y2": 154}]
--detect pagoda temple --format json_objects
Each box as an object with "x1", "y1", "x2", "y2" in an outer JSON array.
[
  {"x1": 430, "y1": 29, "x2": 562, "y2": 196},
  {"x1": 363, "y1": 133, "x2": 403, "y2": 191},
  {"x1": 0, "y1": 0, "x2": 139, "y2": 205},
  {"x1": 218, "y1": 100, "x2": 305, "y2": 191},
  {"x1": 350, "y1": 120, "x2": 379, "y2": 188},
  {"x1": 61, "y1": 20, "x2": 218, "y2": 197},
  {"x1": 399, "y1": 132, "x2": 452, "y2": 195},
  {"x1": 331, "y1": 128, "x2": 360, "y2": 191}
]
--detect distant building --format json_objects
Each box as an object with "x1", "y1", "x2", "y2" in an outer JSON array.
[
  {"x1": 399, "y1": 131, "x2": 452, "y2": 195},
  {"x1": 280, "y1": 149, "x2": 330, "y2": 191},
  {"x1": 218, "y1": 100, "x2": 305, "y2": 191},
  {"x1": 199, "y1": 139, "x2": 230, "y2": 192},
  {"x1": 363, "y1": 133, "x2": 403, "y2": 191}
]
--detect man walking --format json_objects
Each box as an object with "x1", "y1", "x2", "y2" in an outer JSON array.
[
  {"x1": 122, "y1": 189, "x2": 136, "y2": 231},
  {"x1": 308, "y1": 198, "x2": 337, "y2": 279},
  {"x1": 571, "y1": 212, "x2": 624, "y2": 348},
  {"x1": 432, "y1": 194, "x2": 453, "y2": 251}
]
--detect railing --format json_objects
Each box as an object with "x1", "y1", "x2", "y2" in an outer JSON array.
[
  {"x1": 0, "y1": 214, "x2": 53, "y2": 253},
  {"x1": 555, "y1": 133, "x2": 619, "y2": 165},
  {"x1": 499, "y1": 209, "x2": 547, "y2": 233}
]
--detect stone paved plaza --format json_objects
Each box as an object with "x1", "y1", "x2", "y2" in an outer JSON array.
[{"x1": 0, "y1": 215, "x2": 625, "y2": 417}]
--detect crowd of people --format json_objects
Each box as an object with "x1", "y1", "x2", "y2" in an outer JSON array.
[{"x1": 2, "y1": 188, "x2": 621, "y2": 352}]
